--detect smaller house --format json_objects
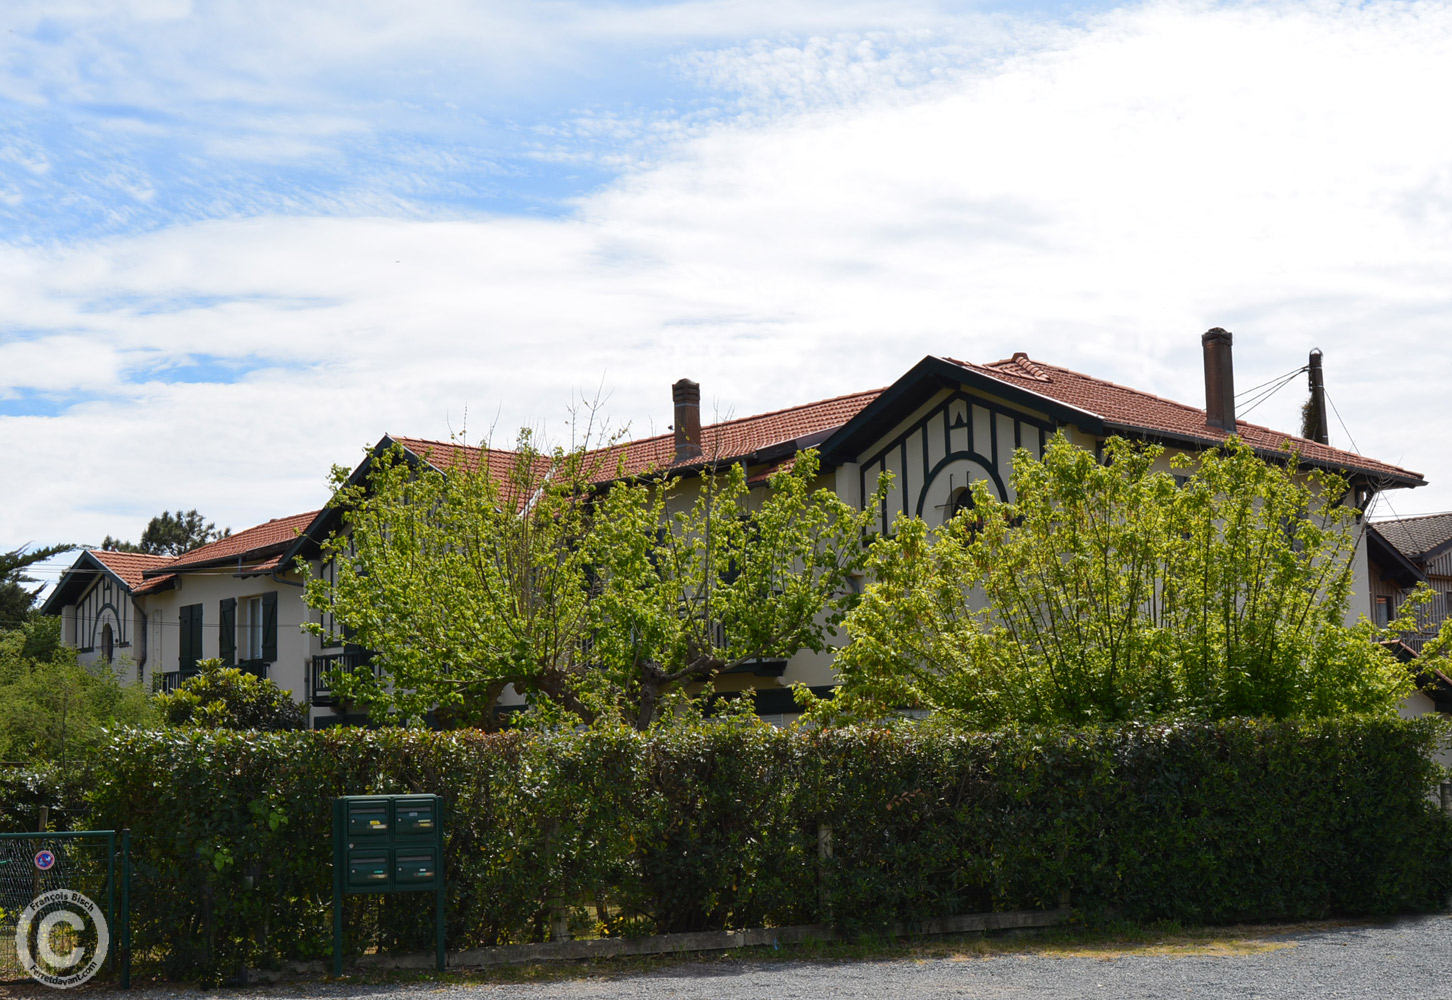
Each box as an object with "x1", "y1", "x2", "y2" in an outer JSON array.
[
  {"x1": 41, "y1": 512, "x2": 320, "y2": 706},
  {"x1": 1368, "y1": 512, "x2": 1452, "y2": 649}
]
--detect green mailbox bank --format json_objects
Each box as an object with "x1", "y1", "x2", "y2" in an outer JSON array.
[{"x1": 331, "y1": 794, "x2": 445, "y2": 974}]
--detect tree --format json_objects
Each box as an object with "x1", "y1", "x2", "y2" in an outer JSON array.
[
  {"x1": 103, "y1": 509, "x2": 230, "y2": 556},
  {"x1": 155, "y1": 660, "x2": 306, "y2": 731},
  {"x1": 1, "y1": 542, "x2": 75, "y2": 626},
  {"x1": 303, "y1": 437, "x2": 879, "y2": 730},
  {"x1": 0, "y1": 618, "x2": 155, "y2": 766},
  {"x1": 586, "y1": 451, "x2": 880, "y2": 729},
  {"x1": 817, "y1": 434, "x2": 1414, "y2": 729},
  {"x1": 303, "y1": 434, "x2": 605, "y2": 729}
]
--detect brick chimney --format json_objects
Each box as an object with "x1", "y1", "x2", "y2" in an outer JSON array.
[
  {"x1": 1201, "y1": 328, "x2": 1236, "y2": 431},
  {"x1": 672, "y1": 378, "x2": 702, "y2": 463}
]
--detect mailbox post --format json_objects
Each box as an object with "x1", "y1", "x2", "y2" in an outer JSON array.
[{"x1": 331, "y1": 794, "x2": 445, "y2": 975}]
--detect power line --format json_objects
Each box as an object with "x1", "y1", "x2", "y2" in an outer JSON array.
[
  {"x1": 1235, "y1": 364, "x2": 1309, "y2": 399},
  {"x1": 1237, "y1": 367, "x2": 1306, "y2": 419},
  {"x1": 1322, "y1": 387, "x2": 1361, "y2": 456}
]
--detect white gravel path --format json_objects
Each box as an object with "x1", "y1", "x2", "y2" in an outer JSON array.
[{"x1": 10, "y1": 914, "x2": 1451, "y2": 1000}]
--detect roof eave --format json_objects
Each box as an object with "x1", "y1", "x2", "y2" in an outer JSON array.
[
  {"x1": 282, "y1": 434, "x2": 421, "y2": 566},
  {"x1": 1101, "y1": 420, "x2": 1425, "y2": 490},
  {"x1": 39, "y1": 551, "x2": 134, "y2": 614},
  {"x1": 1366, "y1": 526, "x2": 1430, "y2": 588}
]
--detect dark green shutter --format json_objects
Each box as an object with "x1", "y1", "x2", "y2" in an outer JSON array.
[
  {"x1": 218, "y1": 598, "x2": 236, "y2": 665},
  {"x1": 179, "y1": 604, "x2": 203, "y2": 675},
  {"x1": 177, "y1": 605, "x2": 189, "y2": 672},
  {"x1": 261, "y1": 591, "x2": 278, "y2": 662}
]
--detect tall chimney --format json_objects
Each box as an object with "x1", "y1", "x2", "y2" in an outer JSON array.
[
  {"x1": 1201, "y1": 328, "x2": 1236, "y2": 431},
  {"x1": 1306, "y1": 348, "x2": 1329, "y2": 444},
  {"x1": 672, "y1": 378, "x2": 702, "y2": 463}
]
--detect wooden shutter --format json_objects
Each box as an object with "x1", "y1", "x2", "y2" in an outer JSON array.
[
  {"x1": 176, "y1": 605, "x2": 189, "y2": 672},
  {"x1": 261, "y1": 591, "x2": 278, "y2": 662},
  {"x1": 218, "y1": 598, "x2": 236, "y2": 666},
  {"x1": 179, "y1": 604, "x2": 203, "y2": 675}
]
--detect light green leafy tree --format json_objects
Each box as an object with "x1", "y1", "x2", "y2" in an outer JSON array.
[
  {"x1": 0, "y1": 618, "x2": 155, "y2": 767},
  {"x1": 815, "y1": 434, "x2": 1415, "y2": 728},
  {"x1": 303, "y1": 435, "x2": 878, "y2": 731},
  {"x1": 585, "y1": 450, "x2": 881, "y2": 729},
  {"x1": 302, "y1": 433, "x2": 600, "y2": 729}
]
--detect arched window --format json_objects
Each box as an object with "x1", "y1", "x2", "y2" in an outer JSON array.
[
  {"x1": 948, "y1": 486, "x2": 976, "y2": 519},
  {"x1": 101, "y1": 623, "x2": 114, "y2": 663}
]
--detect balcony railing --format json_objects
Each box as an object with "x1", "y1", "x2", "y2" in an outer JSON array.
[
  {"x1": 236, "y1": 658, "x2": 269, "y2": 679},
  {"x1": 311, "y1": 649, "x2": 375, "y2": 706},
  {"x1": 159, "y1": 671, "x2": 182, "y2": 693}
]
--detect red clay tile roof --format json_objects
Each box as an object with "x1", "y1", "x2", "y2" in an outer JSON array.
[
  {"x1": 949, "y1": 354, "x2": 1423, "y2": 485},
  {"x1": 596, "y1": 388, "x2": 884, "y2": 477},
  {"x1": 390, "y1": 435, "x2": 557, "y2": 507},
  {"x1": 379, "y1": 352, "x2": 1419, "y2": 496},
  {"x1": 133, "y1": 572, "x2": 177, "y2": 596},
  {"x1": 145, "y1": 510, "x2": 319, "y2": 577},
  {"x1": 390, "y1": 437, "x2": 528, "y2": 479},
  {"x1": 384, "y1": 391, "x2": 883, "y2": 488},
  {"x1": 86, "y1": 550, "x2": 173, "y2": 591}
]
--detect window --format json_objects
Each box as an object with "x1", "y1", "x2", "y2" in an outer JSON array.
[
  {"x1": 244, "y1": 596, "x2": 264, "y2": 660},
  {"x1": 949, "y1": 487, "x2": 976, "y2": 519},
  {"x1": 101, "y1": 623, "x2": 114, "y2": 663},
  {"x1": 1375, "y1": 596, "x2": 1393, "y2": 627}
]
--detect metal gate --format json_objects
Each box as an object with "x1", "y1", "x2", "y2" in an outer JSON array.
[{"x1": 0, "y1": 831, "x2": 130, "y2": 989}]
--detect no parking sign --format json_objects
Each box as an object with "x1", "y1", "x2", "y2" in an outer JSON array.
[{"x1": 34, "y1": 850, "x2": 56, "y2": 871}]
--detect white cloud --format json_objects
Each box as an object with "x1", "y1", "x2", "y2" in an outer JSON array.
[{"x1": 5, "y1": 0, "x2": 1452, "y2": 565}]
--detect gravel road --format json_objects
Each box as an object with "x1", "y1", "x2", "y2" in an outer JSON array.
[{"x1": 8, "y1": 914, "x2": 1450, "y2": 999}]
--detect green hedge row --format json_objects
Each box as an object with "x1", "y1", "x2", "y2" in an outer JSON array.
[{"x1": 14, "y1": 717, "x2": 1452, "y2": 981}]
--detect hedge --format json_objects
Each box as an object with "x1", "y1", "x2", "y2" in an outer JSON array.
[{"x1": 8, "y1": 717, "x2": 1451, "y2": 981}]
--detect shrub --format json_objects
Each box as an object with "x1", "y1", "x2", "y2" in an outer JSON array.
[
  {"x1": 74, "y1": 717, "x2": 1452, "y2": 982},
  {"x1": 155, "y1": 660, "x2": 306, "y2": 731}
]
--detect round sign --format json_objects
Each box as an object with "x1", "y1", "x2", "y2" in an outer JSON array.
[
  {"x1": 14, "y1": 889, "x2": 110, "y2": 989},
  {"x1": 34, "y1": 850, "x2": 56, "y2": 871}
]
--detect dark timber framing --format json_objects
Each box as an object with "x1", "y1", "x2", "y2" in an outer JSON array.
[{"x1": 853, "y1": 387, "x2": 1057, "y2": 530}]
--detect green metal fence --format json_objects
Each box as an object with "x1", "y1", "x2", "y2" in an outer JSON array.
[{"x1": 0, "y1": 831, "x2": 130, "y2": 988}]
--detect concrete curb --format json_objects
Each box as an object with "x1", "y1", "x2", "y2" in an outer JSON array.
[{"x1": 345, "y1": 906, "x2": 1072, "y2": 971}]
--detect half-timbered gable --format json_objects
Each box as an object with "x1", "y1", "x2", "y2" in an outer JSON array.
[
  {"x1": 818, "y1": 356, "x2": 1103, "y2": 533},
  {"x1": 41, "y1": 550, "x2": 173, "y2": 679}
]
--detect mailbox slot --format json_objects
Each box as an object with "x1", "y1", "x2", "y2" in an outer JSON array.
[
  {"x1": 347, "y1": 799, "x2": 390, "y2": 837},
  {"x1": 393, "y1": 848, "x2": 438, "y2": 886},
  {"x1": 393, "y1": 797, "x2": 438, "y2": 837},
  {"x1": 347, "y1": 852, "x2": 389, "y2": 888}
]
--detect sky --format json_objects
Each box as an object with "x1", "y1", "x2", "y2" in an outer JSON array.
[{"x1": 4, "y1": 0, "x2": 1451, "y2": 594}]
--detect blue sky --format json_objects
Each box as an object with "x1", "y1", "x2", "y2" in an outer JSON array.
[{"x1": 4, "y1": 0, "x2": 1452, "y2": 591}]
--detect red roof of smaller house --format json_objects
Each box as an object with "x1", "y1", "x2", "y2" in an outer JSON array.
[
  {"x1": 87, "y1": 550, "x2": 173, "y2": 590},
  {"x1": 145, "y1": 510, "x2": 319, "y2": 577},
  {"x1": 951, "y1": 354, "x2": 1422, "y2": 485}
]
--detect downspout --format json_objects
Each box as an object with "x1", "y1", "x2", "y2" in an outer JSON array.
[{"x1": 130, "y1": 596, "x2": 148, "y2": 673}]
